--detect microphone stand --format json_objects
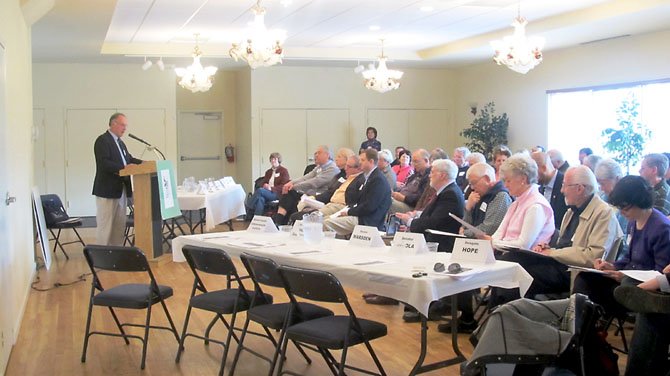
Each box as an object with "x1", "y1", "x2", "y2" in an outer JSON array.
[{"x1": 146, "y1": 145, "x2": 166, "y2": 160}]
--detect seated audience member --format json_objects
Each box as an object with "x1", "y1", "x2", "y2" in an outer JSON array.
[
  {"x1": 390, "y1": 149, "x2": 431, "y2": 213},
  {"x1": 573, "y1": 175, "x2": 670, "y2": 318},
  {"x1": 486, "y1": 153, "x2": 555, "y2": 250},
  {"x1": 377, "y1": 149, "x2": 397, "y2": 191},
  {"x1": 615, "y1": 264, "x2": 670, "y2": 376},
  {"x1": 396, "y1": 159, "x2": 465, "y2": 252},
  {"x1": 392, "y1": 149, "x2": 413, "y2": 186},
  {"x1": 639, "y1": 153, "x2": 670, "y2": 215},
  {"x1": 390, "y1": 146, "x2": 405, "y2": 167},
  {"x1": 582, "y1": 154, "x2": 602, "y2": 173},
  {"x1": 492, "y1": 145, "x2": 511, "y2": 181},
  {"x1": 492, "y1": 166, "x2": 623, "y2": 307},
  {"x1": 246, "y1": 152, "x2": 290, "y2": 219},
  {"x1": 462, "y1": 163, "x2": 512, "y2": 238},
  {"x1": 664, "y1": 152, "x2": 670, "y2": 185},
  {"x1": 430, "y1": 147, "x2": 448, "y2": 162},
  {"x1": 272, "y1": 145, "x2": 341, "y2": 225},
  {"x1": 438, "y1": 162, "x2": 512, "y2": 334},
  {"x1": 532, "y1": 151, "x2": 568, "y2": 229},
  {"x1": 595, "y1": 158, "x2": 629, "y2": 260},
  {"x1": 578, "y1": 147, "x2": 593, "y2": 164},
  {"x1": 359, "y1": 126, "x2": 381, "y2": 153},
  {"x1": 453, "y1": 146, "x2": 470, "y2": 192},
  {"x1": 548, "y1": 148, "x2": 569, "y2": 174},
  {"x1": 466, "y1": 152, "x2": 486, "y2": 166},
  {"x1": 289, "y1": 155, "x2": 362, "y2": 223},
  {"x1": 323, "y1": 149, "x2": 391, "y2": 235}
]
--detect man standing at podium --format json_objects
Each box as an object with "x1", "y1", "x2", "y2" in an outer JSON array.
[{"x1": 93, "y1": 113, "x2": 142, "y2": 246}]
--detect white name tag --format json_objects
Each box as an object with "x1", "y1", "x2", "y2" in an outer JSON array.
[
  {"x1": 390, "y1": 232, "x2": 427, "y2": 255},
  {"x1": 290, "y1": 220, "x2": 304, "y2": 237},
  {"x1": 349, "y1": 225, "x2": 385, "y2": 247},
  {"x1": 458, "y1": 171, "x2": 465, "y2": 176},
  {"x1": 451, "y1": 238, "x2": 495, "y2": 264},
  {"x1": 274, "y1": 173, "x2": 280, "y2": 177},
  {"x1": 338, "y1": 177, "x2": 346, "y2": 183},
  {"x1": 248, "y1": 216, "x2": 279, "y2": 233},
  {"x1": 479, "y1": 201, "x2": 487, "y2": 212}
]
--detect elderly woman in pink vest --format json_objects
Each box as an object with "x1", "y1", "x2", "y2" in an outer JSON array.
[{"x1": 484, "y1": 153, "x2": 555, "y2": 249}]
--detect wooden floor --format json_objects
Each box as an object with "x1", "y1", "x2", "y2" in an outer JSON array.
[{"x1": 6, "y1": 222, "x2": 630, "y2": 375}]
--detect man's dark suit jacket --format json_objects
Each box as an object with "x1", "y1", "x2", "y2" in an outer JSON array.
[
  {"x1": 410, "y1": 182, "x2": 465, "y2": 252},
  {"x1": 543, "y1": 171, "x2": 568, "y2": 229},
  {"x1": 347, "y1": 167, "x2": 391, "y2": 230},
  {"x1": 92, "y1": 131, "x2": 141, "y2": 199},
  {"x1": 558, "y1": 161, "x2": 569, "y2": 174}
]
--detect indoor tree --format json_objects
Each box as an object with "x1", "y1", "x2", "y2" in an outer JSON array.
[
  {"x1": 601, "y1": 93, "x2": 651, "y2": 174},
  {"x1": 460, "y1": 102, "x2": 508, "y2": 160}
]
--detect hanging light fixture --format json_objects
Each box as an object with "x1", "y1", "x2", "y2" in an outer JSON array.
[
  {"x1": 229, "y1": 0, "x2": 286, "y2": 69},
  {"x1": 361, "y1": 39, "x2": 403, "y2": 93},
  {"x1": 490, "y1": 4, "x2": 544, "y2": 74},
  {"x1": 175, "y1": 34, "x2": 218, "y2": 93}
]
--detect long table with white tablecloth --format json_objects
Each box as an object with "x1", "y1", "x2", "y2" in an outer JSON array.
[{"x1": 176, "y1": 184, "x2": 246, "y2": 231}]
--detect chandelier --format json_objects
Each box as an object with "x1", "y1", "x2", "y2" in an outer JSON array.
[
  {"x1": 490, "y1": 11, "x2": 544, "y2": 74},
  {"x1": 175, "y1": 34, "x2": 218, "y2": 93},
  {"x1": 229, "y1": 0, "x2": 286, "y2": 69},
  {"x1": 361, "y1": 40, "x2": 403, "y2": 93}
]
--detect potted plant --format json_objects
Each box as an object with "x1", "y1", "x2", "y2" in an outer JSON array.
[
  {"x1": 601, "y1": 93, "x2": 651, "y2": 174},
  {"x1": 460, "y1": 102, "x2": 509, "y2": 160}
]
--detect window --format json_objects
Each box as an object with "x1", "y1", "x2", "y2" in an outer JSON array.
[{"x1": 547, "y1": 79, "x2": 670, "y2": 172}]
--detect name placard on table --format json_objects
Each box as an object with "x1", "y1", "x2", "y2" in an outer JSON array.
[
  {"x1": 451, "y1": 238, "x2": 495, "y2": 264},
  {"x1": 248, "y1": 215, "x2": 279, "y2": 233},
  {"x1": 290, "y1": 220, "x2": 304, "y2": 237},
  {"x1": 349, "y1": 225, "x2": 385, "y2": 247},
  {"x1": 220, "y1": 176, "x2": 236, "y2": 189},
  {"x1": 390, "y1": 232, "x2": 427, "y2": 255}
]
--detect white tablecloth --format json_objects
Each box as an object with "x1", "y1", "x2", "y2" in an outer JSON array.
[
  {"x1": 172, "y1": 231, "x2": 533, "y2": 317},
  {"x1": 177, "y1": 184, "x2": 246, "y2": 230}
]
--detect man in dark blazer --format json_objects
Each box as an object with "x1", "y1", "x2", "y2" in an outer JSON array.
[
  {"x1": 323, "y1": 149, "x2": 391, "y2": 235},
  {"x1": 93, "y1": 112, "x2": 142, "y2": 246},
  {"x1": 397, "y1": 158, "x2": 465, "y2": 252},
  {"x1": 532, "y1": 151, "x2": 568, "y2": 230}
]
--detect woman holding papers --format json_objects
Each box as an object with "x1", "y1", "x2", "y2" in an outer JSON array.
[
  {"x1": 484, "y1": 153, "x2": 555, "y2": 249},
  {"x1": 614, "y1": 264, "x2": 670, "y2": 375},
  {"x1": 573, "y1": 175, "x2": 670, "y2": 319},
  {"x1": 245, "y1": 152, "x2": 290, "y2": 219}
]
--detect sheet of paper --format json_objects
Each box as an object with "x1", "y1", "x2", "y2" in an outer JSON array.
[
  {"x1": 620, "y1": 269, "x2": 662, "y2": 282},
  {"x1": 567, "y1": 265, "x2": 607, "y2": 274},
  {"x1": 426, "y1": 229, "x2": 466, "y2": 238},
  {"x1": 449, "y1": 212, "x2": 486, "y2": 238}
]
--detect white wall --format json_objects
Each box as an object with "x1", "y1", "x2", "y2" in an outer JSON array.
[
  {"x1": 0, "y1": 0, "x2": 38, "y2": 371},
  {"x1": 246, "y1": 66, "x2": 456, "y2": 187},
  {"x1": 32, "y1": 63, "x2": 177, "y2": 201},
  {"x1": 453, "y1": 29, "x2": 670, "y2": 152}
]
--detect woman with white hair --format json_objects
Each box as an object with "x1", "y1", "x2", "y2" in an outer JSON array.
[
  {"x1": 485, "y1": 153, "x2": 555, "y2": 249},
  {"x1": 378, "y1": 149, "x2": 397, "y2": 191},
  {"x1": 595, "y1": 158, "x2": 629, "y2": 261}
]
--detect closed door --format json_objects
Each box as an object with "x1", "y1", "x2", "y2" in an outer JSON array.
[
  {"x1": 367, "y1": 109, "x2": 409, "y2": 153},
  {"x1": 178, "y1": 112, "x2": 223, "y2": 182},
  {"x1": 306, "y1": 109, "x2": 350, "y2": 159},
  {"x1": 0, "y1": 41, "x2": 13, "y2": 373},
  {"x1": 33, "y1": 108, "x2": 47, "y2": 193},
  {"x1": 260, "y1": 109, "x2": 307, "y2": 181}
]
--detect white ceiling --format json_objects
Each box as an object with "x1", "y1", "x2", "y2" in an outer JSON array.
[{"x1": 31, "y1": 0, "x2": 670, "y2": 68}]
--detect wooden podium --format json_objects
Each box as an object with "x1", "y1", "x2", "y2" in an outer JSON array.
[{"x1": 120, "y1": 161, "x2": 163, "y2": 259}]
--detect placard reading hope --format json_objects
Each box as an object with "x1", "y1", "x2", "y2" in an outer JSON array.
[{"x1": 451, "y1": 238, "x2": 495, "y2": 264}]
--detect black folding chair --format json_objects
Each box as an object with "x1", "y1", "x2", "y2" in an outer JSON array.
[
  {"x1": 229, "y1": 253, "x2": 334, "y2": 376},
  {"x1": 176, "y1": 245, "x2": 272, "y2": 376},
  {"x1": 124, "y1": 197, "x2": 135, "y2": 246},
  {"x1": 81, "y1": 245, "x2": 180, "y2": 369},
  {"x1": 41, "y1": 194, "x2": 85, "y2": 259},
  {"x1": 276, "y1": 265, "x2": 387, "y2": 376}
]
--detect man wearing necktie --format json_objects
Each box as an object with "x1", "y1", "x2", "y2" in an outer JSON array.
[{"x1": 92, "y1": 113, "x2": 142, "y2": 246}]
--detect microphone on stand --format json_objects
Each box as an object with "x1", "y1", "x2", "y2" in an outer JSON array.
[
  {"x1": 127, "y1": 133, "x2": 166, "y2": 160},
  {"x1": 128, "y1": 133, "x2": 151, "y2": 146}
]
